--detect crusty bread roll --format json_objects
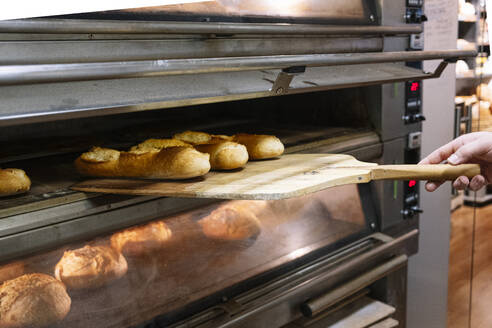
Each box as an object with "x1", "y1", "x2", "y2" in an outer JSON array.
[
  {"x1": 198, "y1": 202, "x2": 261, "y2": 241},
  {"x1": 0, "y1": 169, "x2": 31, "y2": 197},
  {"x1": 231, "y1": 134, "x2": 284, "y2": 160},
  {"x1": 111, "y1": 221, "x2": 172, "y2": 257},
  {"x1": 54, "y1": 245, "x2": 128, "y2": 290},
  {"x1": 194, "y1": 141, "x2": 248, "y2": 170},
  {"x1": 0, "y1": 273, "x2": 71, "y2": 328},
  {"x1": 174, "y1": 131, "x2": 284, "y2": 160},
  {"x1": 75, "y1": 146, "x2": 210, "y2": 179},
  {"x1": 0, "y1": 261, "x2": 24, "y2": 284},
  {"x1": 134, "y1": 137, "x2": 248, "y2": 170}
]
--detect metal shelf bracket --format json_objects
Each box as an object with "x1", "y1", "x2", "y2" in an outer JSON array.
[{"x1": 271, "y1": 66, "x2": 306, "y2": 95}]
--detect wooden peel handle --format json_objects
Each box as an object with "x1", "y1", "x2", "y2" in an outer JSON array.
[{"x1": 371, "y1": 164, "x2": 481, "y2": 181}]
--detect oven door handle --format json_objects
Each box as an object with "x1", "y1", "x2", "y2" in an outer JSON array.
[
  {"x1": 215, "y1": 229, "x2": 417, "y2": 328},
  {"x1": 301, "y1": 254, "x2": 408, "y2": 317},
  {"x1": 0, "y1": 19, "x2": 423, "y2": 35},
  {"x1": 0, "y1": 50, "x2": 476, "y2": 86}
]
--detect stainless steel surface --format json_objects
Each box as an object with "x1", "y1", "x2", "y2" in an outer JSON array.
[
  {"x1": 369, "y1": 318, "x2": 399, "y2": 328},
  {"x1": 374, "y1": 138, "x2": 407, "y2": 231},
  {"x1": 0, "y1": 50, "x2": 476, "y2": 86},
  {"x1": 214, "y1": 230, "x2": 417, "y2": 328},
  {"x1": 0, "y1": 37, "x2": 382, "y2": 65},
  {"x1": 0, "y1": 19, "x2": 422, "y2": 35},
  {"x1": 0, "y1": 64, "x2": 456, "y2": 126},
  {"x1": 171, "y1": 236, "x2": 380, "y2": 328},
  {"x1": 287, "y1": 131, "x2": 382, "y2": 159},
  {"x1": 106, "y1": 0, "x2": 375, "y2": 24},
  {"x1": 0, "y1": 195, "x2": 156, "y2": 237},
  {"x1": 302, "y1": 255, "x2": 408, "y2": 317},
  {"x1": 289, "y1": 297, "x2": 396, "y2": 328}
]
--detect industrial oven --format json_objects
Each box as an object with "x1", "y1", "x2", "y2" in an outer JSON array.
[{"x1": 0, "y1": 1, "x2": 475, "y2": 327}]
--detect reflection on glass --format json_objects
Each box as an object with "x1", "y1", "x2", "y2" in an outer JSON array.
[
  {"x1": 126, "y1": 0, "x2": 367, "y2": 20},
  {"x1": 0, "y1": 184, "x2": 367, "y2": 327}
]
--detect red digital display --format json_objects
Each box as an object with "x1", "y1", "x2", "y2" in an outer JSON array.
[
  {"x1": 410, "y1": 82, "x2": 419, "y2": 92},
  {"x1": 408, "y1": 180, "x2": 417, "y2": 188}
]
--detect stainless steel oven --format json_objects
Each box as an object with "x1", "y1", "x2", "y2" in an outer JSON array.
[{"x1": 0, "y1": 1, "x2": 475, "y2": 327}]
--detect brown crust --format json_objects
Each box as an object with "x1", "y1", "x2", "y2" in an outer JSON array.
[
  {"x1": 194, "y1": 141, "x2": 249, "y2": 170},
  {"x1": 198, "y1": 203, "x2": 261, "y2": 241},
  {"x1": 174, "y1": 131, "x2": 284, "y2": 160},
  {"x1": 54, "y1": 245, "x2": 128, "y2": 290},
  {"x1": 75, "y1": 146, "x2": 210, "y2": 179},
  {"x1": 232, "y1": 134, "x2": 284, "y2": 160},
  {"x1": 130, "y1": 138, "x2": 191, "y2": 152},
  {"x1": 0, "y1": 169, "x2": 31, "y2": 197},
  {"x1": 173, "y1": 131, "x2": 213, "y2": 145},
  {"x1": 0, "y1": 273, "x2": 71, "y2": 328},
  {"x1": 0, "y1": 262, "x2": 24, "y2": 284},
  {"x1": 136, "y1": 137, "x2": 247, "y2": 170},
  {"x1": 111, "y1": 221, "x2": 173, "y2": 257}
]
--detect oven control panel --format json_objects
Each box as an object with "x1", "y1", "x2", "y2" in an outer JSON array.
[
  {"x1": 407, "y1": 0, "x2": 424, "y2": 6},
  {"x1": 403, "y1": 144, "x2": 423, "y2": 219},
  {"x1": 403, "y1": 80, "x2": 425, "y2": 125},
  {"x1": 406, "y1": 0, "x2": 425, "y2": 49},
  {"x1": 402, "y1": 179, "x2": 423, "y2": 219},
  {"x1": 405, "y1": 6, "x2": 427, "y2": 24}
]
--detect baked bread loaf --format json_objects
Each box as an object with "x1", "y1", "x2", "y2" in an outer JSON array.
[
  {"x1": 130, "y1": 138, "x2": 191, "y2": 152},
  {"x1": 54, "y1": 245, "x2": 128, "y2": 290},
  {"x1": 174, "y1": 131, "x2": 284, "y2": 160},
  {"x1": 198, "y1": 202, "x2": 261, "y2": 241},
  {"x1": 231, "y1": 134, "x2": 284, "y2": 160},
  {"x1": 111, "y1": 221, "x2": 173, "y2": 257},
  {"x1": 0, "y1": 273, "x2": 71, "y2": 328},
  {"x1": 195, "y1": 141, "x2": 248, "y2": 170},
  {"x1": 0, "y1": 169, "x2": 31, "y2": 197},
  {"x1": 135, "y1": 137, "x2": 248, "y2": 170},
  {"x1": 75, "y1": 146, "x2": 210, "y2": 179},
  {"x1": 0, "y1": 261, "x2": 24, "y2": 284}
]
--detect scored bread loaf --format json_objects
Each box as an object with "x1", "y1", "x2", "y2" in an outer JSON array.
[
  {"x1": 130, "y1": 138, "x2": 191, "y2": 152},
  {"x1": 138, "y1": 136, "x2": 248, "y2": 170},
  {"x1": 198, "y1": 202, "x2": 261, "y2": 241},
  {"x1": 54, "y1": 245, "x2": 128, "y2": 290},
  {"x1": 0, "y1": 273, "x2": 71, "y2": 328},
  {"x1": 173, "y1": 130, "x2": 223, "y2": 145},
  {"x1": 75, "y1": 146, "x2": 210, "y2": 179},
  {"x1": 0, "y1": 168, "x2": 31, "y2": 197},
  {"x1": 174, "y1": 130, "x2": 284, "y2": 160},
  {"x1": 111, "y1": 221, "x2": 173, "y2": 257}
]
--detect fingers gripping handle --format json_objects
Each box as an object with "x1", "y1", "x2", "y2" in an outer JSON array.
[{"x1": 370, "y1": 164, "x2": 481, "y2": 181}]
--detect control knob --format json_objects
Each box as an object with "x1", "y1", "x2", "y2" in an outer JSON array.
[
  {"x1": 402, "y1": 113, "x2": 426, "y2": 124},
  {"x1": 401, "y1": 206, "x2": 424, "y2": 219}
]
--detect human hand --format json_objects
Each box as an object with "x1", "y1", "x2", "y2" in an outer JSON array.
[{"x1": 419, "y1": 132, "x2": 492, "y2": 192}]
